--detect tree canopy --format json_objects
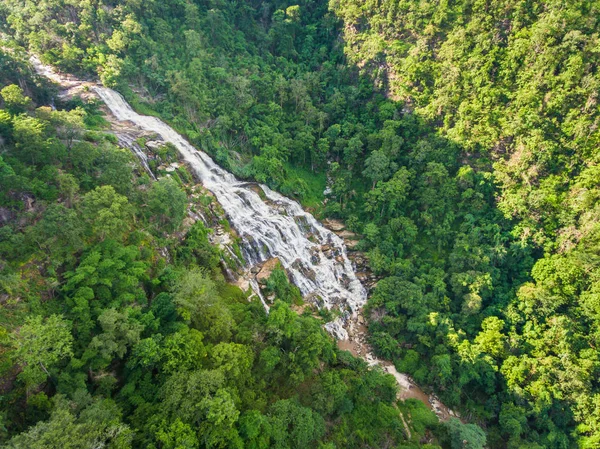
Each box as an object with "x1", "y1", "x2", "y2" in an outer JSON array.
[{"x1": 2, "y1": 0, "x2": 600, "y2": 446}]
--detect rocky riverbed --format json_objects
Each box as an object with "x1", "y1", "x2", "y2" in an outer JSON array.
[{"x1": 320, "y1": 219, "x2": 459, "y2": 421}]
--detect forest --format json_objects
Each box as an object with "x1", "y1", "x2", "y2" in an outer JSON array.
[{"x1": 0, "y1": 0, "x2": 599, "y2": 448}]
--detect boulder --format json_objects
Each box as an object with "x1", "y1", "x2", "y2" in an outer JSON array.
[
  {"x1": 335, "y1": 230, "x2": 357, "y2": 239},
  {"x1": 345, "y1": 240, "x2": 360, "y2": 250},
  {"x1": 145, "y1": 140, "x2": 164, "y2": 151},
  {"x1": 256, "y1": 257, "x2": 282, "y2": 284},
  {"x1": 356, "y1": 272, "x2": 369, "y2": 282},
  {"x1": 323, "y1": 218, "x2": 345, "y2": 232}
]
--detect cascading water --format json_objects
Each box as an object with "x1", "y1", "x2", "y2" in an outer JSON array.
[
  {"x1": 115, "y1": 131, "x2": 156, "y2": 180},
  {"x1": 29, "y1": 57, "x2": 367, "y2": 335},
  {"x1": 93, "y1": 86, "x2": 366, "y2": 338},
  {"x1": 32, "y1": 57, "x2": 459, "y2": 420}
]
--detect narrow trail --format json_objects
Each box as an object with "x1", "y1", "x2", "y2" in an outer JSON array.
[{"x1": 31, "y1": 56, "x2": 457, "y2": 422}]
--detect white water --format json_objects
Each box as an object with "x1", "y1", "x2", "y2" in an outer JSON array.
[
  {"x1": 93, "y1": 87, "x2": 459, "y2": 419},
  {"x1": 30, "y1": 56, "x2": 367, "y2": 336},
  {"x1": 115, "y1": 131, "x2": 156, "y2": 179},
  {"x1": 91, "y1": 87, "x2": 366, "y2": 336}
]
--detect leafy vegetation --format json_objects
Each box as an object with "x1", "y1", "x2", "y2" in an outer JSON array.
[
  {"x1": 1, "y1": 0, "x2": 599, "y2": 447},
  {"x1": 0, "y1": 51, "x2": 449, "y2": 448},
  {"x1": 329, "y1": 1, "x2": 600, "y2": 447}
]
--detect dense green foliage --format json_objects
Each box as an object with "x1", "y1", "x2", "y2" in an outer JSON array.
[
  {"x1": 2, "y1": 0, "x2": 600, "y2": 447},
  {"x1": 2, "y1": 0, "x2": 351, "y2": 203},
  {"x1": 0, "y1": 52, "x2": 451, "y2": 448},
  {"x1": 329, "y1": 2, "x2": 600, "y2": 448}
]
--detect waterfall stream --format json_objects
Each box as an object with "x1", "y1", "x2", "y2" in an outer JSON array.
[
  {"x1": 30, "y1": 56, "x2": 366, "y2": 338},
  {"x1": 114, "y1": 131, "x2": 156, "y2": 180},
  {"x1": 92, "y1": 86, "x2": 366, "y2": 338},
  {"x1": 32, "y1": 57, "x2": 458, "y2": 420}
]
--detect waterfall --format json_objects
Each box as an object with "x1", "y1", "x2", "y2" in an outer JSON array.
[
  {"x1": 30, "y1": 55, "x2": 365, "y2": 338},
  {"x1": 91, "y1": 86, "x2": 367, "y2": 336},
  {"x1": 115, "y1": 131, "x2": 156, "y2": 180},
  {"x1": 32, "y1": 57, "x2": 461, "y2": 419}
]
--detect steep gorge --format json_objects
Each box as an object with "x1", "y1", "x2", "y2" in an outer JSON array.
[{"x1": 32, "y1": 56, "x2": 457, "y2": 422}]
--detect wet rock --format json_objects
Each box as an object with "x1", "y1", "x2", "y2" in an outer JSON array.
[
  {"x1": 256, "y1": 257, "x2": 282, "y2": 284},
  {"x1": 306, "y1": 293, "x2": 325, "y2": 309},
  {"x1": 294, "y1": 215, "x2": 312, "y2": 233},
  {"x1": 323, "y1": 218, "x2": 345, "y2": 232},
  {"x1": 145, "y1": 140, "x2": 164, "y2": 151},
  {"x1": 325, "y1": 318, "x2": 349, "y2": 340},
  {"x1": 243, "y1": 183, "x2": 268, "y2": 201},
  {"x1": 291, "y1": 258, "x2": 317, "y2": 282},
  {"x1": 220, "y1": 260, "x2": 237, "y2": 282},
  {"x1": 339, "y1": 273, "x2": 352, "y2": 288}
]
